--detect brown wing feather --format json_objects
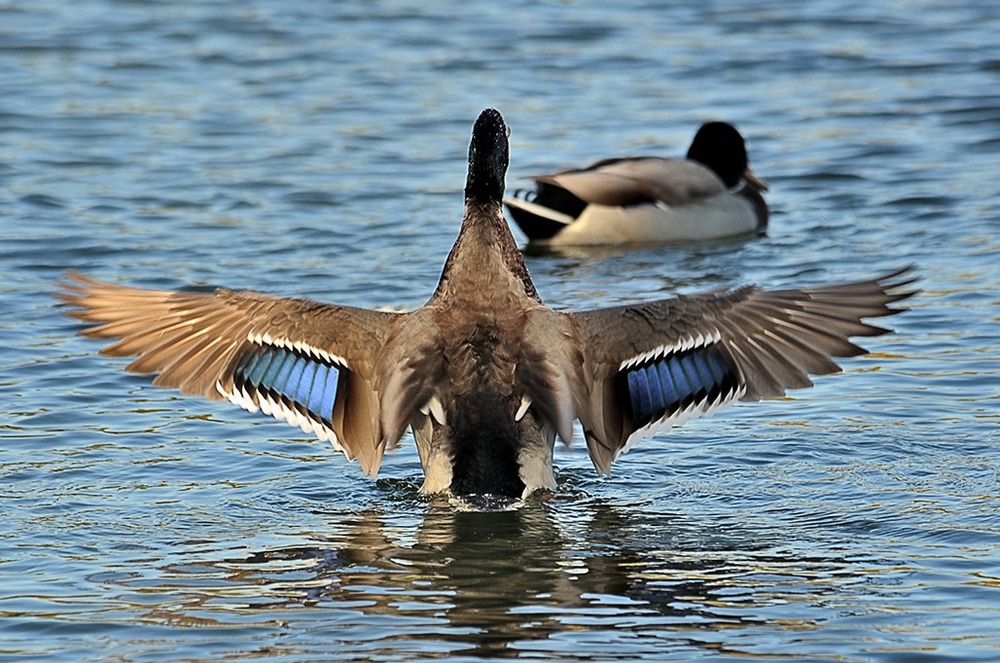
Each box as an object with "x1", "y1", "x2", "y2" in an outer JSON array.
[
  {"x1": 57, "y1": 271, "x2": 400, "y2": 474},
  {"x1": 569, "y1": 267, "x2": 917, "y2": 472},
  {"x1": 537, "y1": 157, "x2": 726, "y2": 207}
]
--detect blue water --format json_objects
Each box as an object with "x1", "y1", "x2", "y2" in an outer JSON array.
[{"x1": 3, "y1": 1, "x2": 999, "y2": 661}]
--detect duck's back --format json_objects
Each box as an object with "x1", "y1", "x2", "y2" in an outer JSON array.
[
  {"x1": 401, "y1": 306, "x2": 560, "y2": 498},
  {"x1": 531, "y1": 157, "x2": 721, "y2": 208}
]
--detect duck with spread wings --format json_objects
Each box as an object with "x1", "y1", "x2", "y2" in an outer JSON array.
[{"x1": 59, "y1": 109, "x2": 915, "y2": 499}]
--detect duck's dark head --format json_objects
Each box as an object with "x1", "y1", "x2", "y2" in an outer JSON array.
[
  {"x1": 435, "y1": 108, "x2": 540, "y2": 303},
  {"x1": 686, "y1": 121, "x2": 753, "y2": 189},
  {"x1": 465, "y1": 108, "x2": 509, "y2": 205}
]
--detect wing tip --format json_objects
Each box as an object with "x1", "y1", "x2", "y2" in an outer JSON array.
[{"x1": 876, "y1": 264, "x2": 921, "y2": 307}]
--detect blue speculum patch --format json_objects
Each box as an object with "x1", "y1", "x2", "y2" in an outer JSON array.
[
  {"x1": 622, "y1": 344, "x2": 737, "y2": 428},
  {"x1": 234, "y1": 344, "x2": 341, "y2": 424}
]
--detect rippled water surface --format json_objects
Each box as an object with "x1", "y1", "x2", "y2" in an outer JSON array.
[{"x1": 3, "y1": 1, "x2": 999, "y2": 661}]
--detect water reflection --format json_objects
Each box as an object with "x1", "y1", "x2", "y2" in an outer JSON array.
[
  {"x1": 122, "y1": 498, "x2": 887, "y2": 658},
  {"x1": 520, "y1": 232, "x2": 761, "y2": 262}
]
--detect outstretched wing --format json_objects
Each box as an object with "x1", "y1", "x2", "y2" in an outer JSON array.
[
  {"x1": 568, "y1": 267, "x2": 917, "y2": 474},
  {"x1": 57, "y1": 272, "x2": 402, "y2": 475}
]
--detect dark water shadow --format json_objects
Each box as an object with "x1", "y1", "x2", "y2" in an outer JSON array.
[
  {"x1": 148, "y1": 494, "x2": 890, "y2": 659},
  {"x1": 519, "y1": 230, "x2": 764, "y2": 262}
]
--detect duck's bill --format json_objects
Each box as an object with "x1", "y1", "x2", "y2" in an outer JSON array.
[{"x1": 743, "y1": 167, "x2": 768, "y2": 191}]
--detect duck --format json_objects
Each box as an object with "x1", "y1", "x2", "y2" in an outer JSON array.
[
  {"x1": 59, "y1": 108, "x2": 914, "y2": 500},
  {"x1": 504, "y1": 121, "x2": 768, "y2": 246}
]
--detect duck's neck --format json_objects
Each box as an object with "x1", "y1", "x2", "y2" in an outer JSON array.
[{"x1": 432, "y1": 199, "x2": 540, "y2": 305}]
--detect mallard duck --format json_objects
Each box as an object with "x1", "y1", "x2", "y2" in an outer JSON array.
[
  {"x1": 59, "y1": 109, "x2": 914, "y2": 499},
  {"x1": 504, "y1": 121, "x2": 768, "y2": 245}
]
